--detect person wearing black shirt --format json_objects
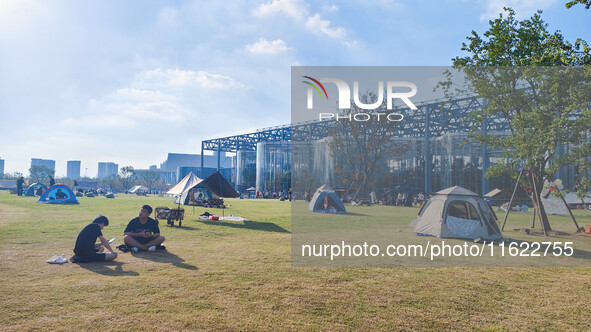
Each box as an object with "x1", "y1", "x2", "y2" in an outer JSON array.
[
  {"x1": 123, "y1": 205, "x2": 165, "y2": 252},
  {"x1": 55, "y1": 189, "x2": 68, "y2": 199},
  {"x1": 72, "y1": 216, "x2": 117, "y2": 263},
  {"x1": 16, "y1": 177, "x2": 25, "y2": 196}
]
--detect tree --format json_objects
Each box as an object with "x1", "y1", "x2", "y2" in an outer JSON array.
[
  {"x1": 448, "y1": 8, "x2": 591, "y2": 233},
  {"x1": 119, "y1": 166, "x2": 135, "y2": 191},
  {"x1": 137, "y1": 171, "x2": 161, "y2": 190},
  {"x1": 566, "y1": 0, "x2": 591, "y2": 9},
  {"x1": 327, "y1": 91, "x2": 408, "y2": 201},
  {"x1": 29, "y1": 165, "x2": 55, "y2": 185},
  {"x1": 101, "y1": 174, "x2": 121, "y2": 192},
  {"x1": 3, "y1": 172, "x2": 23, "y2": 180}
]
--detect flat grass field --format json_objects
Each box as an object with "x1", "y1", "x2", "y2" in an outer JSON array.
[{"x1": 1, "y1": 191, "x2": 591, "y2": 331}]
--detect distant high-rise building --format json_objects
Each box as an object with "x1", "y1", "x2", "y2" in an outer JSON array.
[
  {"x1": 0, "y1": 158, "x2": 4, "y2": 177},
  {"x1": 67, "y1": 160, "x2": 81, "y2": 179},
  {"x1": 97, "y1": 162, "x2": 118, "y2": 179},
  {"x1": 31, "y1": 158, "x2": 56, "y2": 171}
]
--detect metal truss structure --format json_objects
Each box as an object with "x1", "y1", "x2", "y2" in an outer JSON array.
[{"x1": 201, "y1": 93, "x2": 510, "y2": 193}]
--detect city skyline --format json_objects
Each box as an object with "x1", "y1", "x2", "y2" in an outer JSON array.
[{"x1": 1, "y1": 1, "x2": 589, "y2": 176}]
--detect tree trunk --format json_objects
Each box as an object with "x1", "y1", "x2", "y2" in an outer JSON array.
[
  {"x1": 529, "y1": 172, "x2": 552, "y2": 233},
  {"x1": 531, "y1": 207, "x2": 536, "y2": 228}
]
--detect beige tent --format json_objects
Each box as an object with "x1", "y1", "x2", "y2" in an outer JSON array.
[
  {"x1": 410, "y1": 186, "x2": 503, "y2": 240},
  {"x1": 167, "y1": 172, "x2": 202, "y2": 196}
]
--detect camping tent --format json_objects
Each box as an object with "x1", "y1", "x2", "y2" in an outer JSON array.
[
  {"x1": 24, "y1": 183, "x2": 47, "y2": 196},
  {"x1": 128, "y1": 185, "x2": 149, "y2": 194},
  {"x1": 410, "y1": 186, "x2": 502, "y2": 240},
  {"x1": 309, "y1": 185, "x2": 346, "y2": 214},
  {"x1": 167, "y1": 172, "x2": 202, "y2": 196},
  {"x1": 168, "y1": 171, "x2": 238, "y2": 206},
  {"x1": 199, "y1": 171, "x2": 239, "y2": 198},
  {"x1": 37, "y1": 184, "x2": 79, "y2": 204}
]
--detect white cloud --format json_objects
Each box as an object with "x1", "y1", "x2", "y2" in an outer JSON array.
[
  {"x1": 305, "y1": 13, "x2": 346, "y2": 39},
  {"x1": 253, "y1": 0, "x2": 309, "y2": 19},
  {"x1": 480, "y1": 0, "x2": 557, "y2": 21},
  {"x1": 321, "y1": 4, "x2": 339, "y2": 12},
  {"x1": 134, "y1": 68, "x2": 247, "y2": 90},
  {"x1": 246, "y1": 38, "x2": 292, "y2": 54},
  {"x1": 253, "y1": 0, "x2": 353, "y2": 45}
]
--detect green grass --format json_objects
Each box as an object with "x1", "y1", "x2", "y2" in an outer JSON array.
[{"x1": 1, "y1": 191, "x2": 591, "y2": 331}]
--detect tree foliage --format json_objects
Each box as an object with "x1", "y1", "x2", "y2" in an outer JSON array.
[
  {"x1": 566, "y1": 0, "x2": 591, "y2": 9},
  {"x1": 449, "y1": 8, "x2": 591, "y2": 233},
  {"x1": 137, "y1": 171, "x2": 161, "y2": 190},
  {"x1": 453, "y1": 8, "x2": 590, "y2": 66},
  {"x1": 119, "y1": 166, "x2": 135, "y2": 191},
  {"x1": 29, "y1": 165, "x2": 55, "y2": 185},
  {"x1": 328, "y1": 91, "x2": 408, "y2": 200}
]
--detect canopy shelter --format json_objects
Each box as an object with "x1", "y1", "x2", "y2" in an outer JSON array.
[
  {"x1": 309, "y1": 185, "x2": 346, "y2": 214},
  {"x1": 410, "y1": 186, "x2": 502, "y2": 241},
  {"x1": 394, "y1": 184, "x2": 419, "y2": 193},
  {"x1": 24, "y1": 183, "x2": 47, "y2": 196},
  {"x1": 38, "y1": 184, "x2": 79, "y2": 204},
  {"x1": 484, "y1": 188, "x2": 503, "y2": 198},
  {"x1": 168, "y1": 171, "x2": 238, "y2": 206},
  {"x1": 73, "y1": 181, "x2": 99, "y2": 192},
  {"x1": 0, "y1": 179, "x2": 18, "y2": 190},
  {"x1": 128, "y1": 185, "x2": 149, "y2": 194},
  {"x1": 199, "y1": 171, "x2": 239, "y2": 198}
]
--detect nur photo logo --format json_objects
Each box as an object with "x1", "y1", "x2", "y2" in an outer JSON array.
[{"x1": 302, "y1": 76, "x2": 418, "y2": 122}]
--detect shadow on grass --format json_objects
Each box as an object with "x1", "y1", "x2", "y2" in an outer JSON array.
[
  {"x1": 75, "y1": 261, "x2": 139, "y2": 277},
  {"x1": 131, "y1": 250, "x2": 198, "y2": 270},
  {"x1": 339, "y1": 212, "x2": 369, "y2": 217},
  {"x1": 165, "y1": 225, "x2": 201, "y2": 231},
  {"x1": 506, "y1": 239, "x2": 591, "y2": 261},
  {"x1": 195, "y1": 219, "x2": 290, "y2": 233}
]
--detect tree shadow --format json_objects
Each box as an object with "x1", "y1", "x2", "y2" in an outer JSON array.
[
  {"x1": 195, "y1": 219, "x2": 290, "y2": 233},
  {"x1": 75, "y1": 261, "x2": 139, "y2": 277},
  {"x1": 131, "y1": 250, "x2": 198, "y2": 270}
]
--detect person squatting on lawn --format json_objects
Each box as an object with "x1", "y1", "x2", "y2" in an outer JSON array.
[
  {"x1": 72, "y1": 216, "x2": 118, "y2": 263},
  {"x1": 123, "y1": 205, "x2": 165, "y2": 252}
]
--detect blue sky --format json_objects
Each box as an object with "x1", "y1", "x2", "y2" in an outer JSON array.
[{"x1": 0, "y1": 0, "x2": 589, "y2": 177}]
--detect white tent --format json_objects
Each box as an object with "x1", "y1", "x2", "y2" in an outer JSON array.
[
  {"x1": 484, "y1": 188, "x2": 502, "y2": 198},
  {"x1": 410, "y1": 186, "x2": 503, "y2": 240},
  {"x1": 128, "y1": 185, "x2": 149, "y2": 193},
  {"x1": 166, "y1": 172, "x2": 202, "y2": 196}
]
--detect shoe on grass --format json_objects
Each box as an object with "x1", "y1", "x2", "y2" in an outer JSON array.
[
  {"x1": 148, "y1": 246, "x2": 156, "y2": 252},
  {"x1": 132, "y1": 247, "x2": 139, "y2": 253}
]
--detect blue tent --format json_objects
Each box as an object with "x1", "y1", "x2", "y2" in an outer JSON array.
[
  {"x1": 24, "y1": 183, "x2": 47, "y2": 196},
  {"x1": 309, "y1": 188, "x2": 346, "y2": 214},
  {"x1": 38, "y1": 184, "x2": 79, "y2": 204}
]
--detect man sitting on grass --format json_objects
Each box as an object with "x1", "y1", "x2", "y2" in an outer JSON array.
[
  {"x1": 72, "y1": 216, "x2": 118, "y2": 263},
  {"x1": 123, "y1": 205, "x2": 165, "y2": 252}
]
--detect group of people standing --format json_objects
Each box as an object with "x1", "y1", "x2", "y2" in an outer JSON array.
[{"x1": 15, "y1": 176, "x2": 55, "y2": 196}]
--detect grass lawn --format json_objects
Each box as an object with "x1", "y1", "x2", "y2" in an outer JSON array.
[{"x1": 1, "y1": 191, "x2": 591, "y2": 331}]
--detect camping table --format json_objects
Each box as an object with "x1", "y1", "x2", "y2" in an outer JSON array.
[{"x1": 155, "y1": 207, "x2": 185, "y2": 227}]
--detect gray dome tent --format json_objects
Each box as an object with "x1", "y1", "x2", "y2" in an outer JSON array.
[
  {"x1": 410, "y1": 186, "x2": 502, "y2": 241},
  {"x1": 309, "y1": 185, "x2": 346, "y2": 214}
]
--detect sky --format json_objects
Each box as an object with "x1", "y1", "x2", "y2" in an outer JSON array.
[{"x1": 0, "y1": 0, "x2": 589, "y2": 177}]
